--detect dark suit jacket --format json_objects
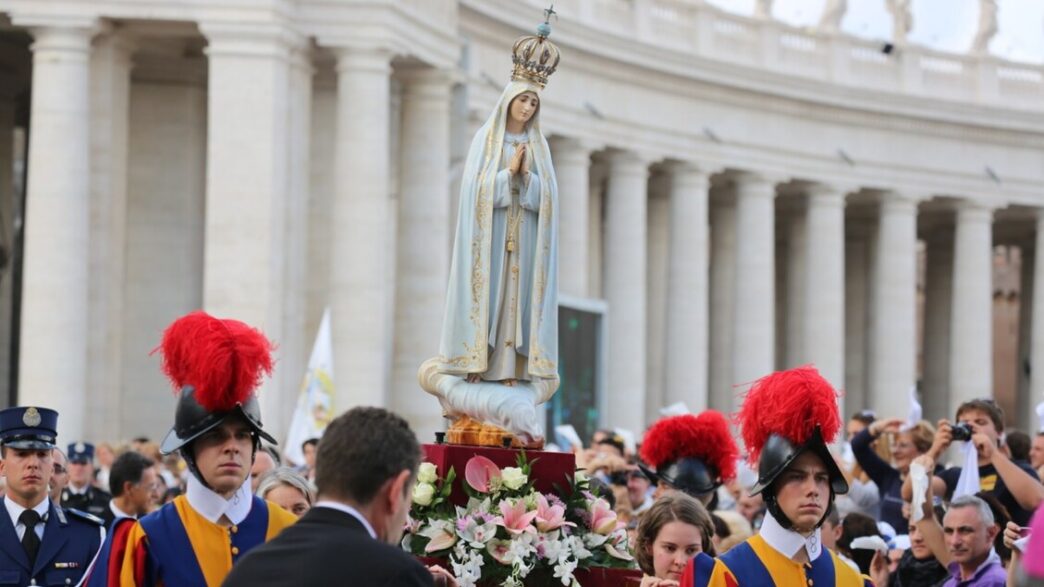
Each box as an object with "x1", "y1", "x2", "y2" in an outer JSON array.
[
  {"x1": 0, "y1": 498, "x2": 104, "y2": 586},
  {"x1": 222, "y1": 505, "x2": 433, "y2": 587}
]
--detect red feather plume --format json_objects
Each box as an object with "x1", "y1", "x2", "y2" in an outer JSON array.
[
  {"x1": 736, "y1": 365, "x2": 841, "y2": 466},
  {"x1": 639, "y1": 411, "x2": 738, "y2": 483},
  {"x1": 156, "y1": 311, "x2": 274, "y2": 412}
]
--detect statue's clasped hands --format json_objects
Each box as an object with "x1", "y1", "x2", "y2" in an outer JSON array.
[{"x1": 509, "y1": 144, "x2": 529, "y2": 176}]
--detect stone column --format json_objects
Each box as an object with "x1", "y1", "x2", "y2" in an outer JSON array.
[
  {"x1": 86, "y1": 32, "x2": 134, "y2": 441},
  {"x1": 392, "y1": 68, "x2": 452, "y2": 439},
  {"x1": 868, "y1": 192, "x2": 918, "y2": 419},
  {"x1": 949, "y1": 201, "x2": 994, "y2": 409},
  {"x1": 331, "y1": 46, "x2": 394, "y2": 411},
  {"x1": 709, "y1": 198, "x2": 736, "y2": 413},
  {"x1": 1033, "y1": 212, "x2": 1044, "y2": 424},
  {"x1": 664, "y1": 162, "x2": 711, "y2": 411},
  {"x1": 551, "y1": 137, "x2": 594, "y2": 298},
  {"x1": 1017, "y1": 243, "x2": 1033, "y2": 432},
  {"x1": 803, "y1": 185, "x2": 847, "y2": 394},
  {"x1": 15, "y1": 20, "x2": 96, "y2": 439},
  {"x1": 844, "y1": 224, "x2": 871, "y2": 413},
  {"x1": 279, "y1": 40, "x2": 314, "y2": 432},
  {"x1": 0, "y1": 76, "x2": 17, "y2": 403},
  {"x1": 200, "y1": 23, "x2": 291, "y2": 435},
  {"x1": 732, "y1": 173, "x2": 777, "y2": 402},
  {"x1": 605, "y1": 151, "x2": 649, "y2": 433},
  {"x1": 922, "y1": 229, "x2": 954, "y2": 421}
]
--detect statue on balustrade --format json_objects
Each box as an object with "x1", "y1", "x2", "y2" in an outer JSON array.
[
  {"x1": 971, "y1": 0, "x2": 998, "y2": 55},
  {"x1": 419, "y1": 9, "x2": 561, "y2": 448},
  {"x1": 887, "y1": 0, "x2": 913, "y2": 45},
  {"x1": 818, "y1": 0, "x2": 847, "y2": 34}
]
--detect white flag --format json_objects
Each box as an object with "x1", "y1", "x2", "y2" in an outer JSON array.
[
  {"x1": 284, "y1": 309, "x2": 335, "y2": 466},
  {"x1": 902, "y1": 386, "x2": 922, "y2": 432}
]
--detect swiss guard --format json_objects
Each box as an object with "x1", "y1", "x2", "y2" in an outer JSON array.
[
  {"x1": 87, "y1": 311, "x2": 296, "y2": 586},
  {"x1": 684, "y1": 366, "x2": 873, "y2": 587},
  {"x1": 0, "y1": 406, "x2": 105, "y2": 585},
  {"x1": 60, "y1": 441, "x2": 111, "y2": 520},
  {"x1": 639, "y1": 410, "x2": 738, "y2": 506}
]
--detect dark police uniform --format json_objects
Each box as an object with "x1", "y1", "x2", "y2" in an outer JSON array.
[
  {"x1": 60, "y1": 443, "x2": 111, "y2": 522},
  {"x1": 0, "y1": 407, "x2": 105, "y2": 586}
]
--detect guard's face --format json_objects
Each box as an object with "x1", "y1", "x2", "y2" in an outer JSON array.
[
  {"x1": 193, "y1": 419, "x2": 254, "y2": 496},
  {"x1": 508, "y1": 92, "x2": 539, "y2": 126},
  {"x1": 0, "y1": 447, "x2": 54, "y2": 505},
  {"x1": 68, "y1": 459, "x2": 93, "y2": 486},
  {"x1": 774, "y1": 451, "x2": 829, "y2": 534}
]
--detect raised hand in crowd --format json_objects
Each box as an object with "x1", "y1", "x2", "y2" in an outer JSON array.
[{"x1": 866, "y1": 417, "x2": 905, "y2": 438}]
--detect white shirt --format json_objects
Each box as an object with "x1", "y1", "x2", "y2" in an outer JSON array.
[
  {"x1": 67, "y1": 482, "x2": 90, "y2": 496},
  {"x1": 314, "y1": 500, "x2": 377, "y2": 539},
  {"x1": 4, "y1": 496, "x2": 49, "y2": 542},
  {"x1": 759, "y1": 510, "x2": 823, "y2": 562},
  {"x1": 109, "y1": 499, "x2": 133, "y2": 521},
  {"x1": 184, "y1": 475, "x2": 253, "y2": 525}
]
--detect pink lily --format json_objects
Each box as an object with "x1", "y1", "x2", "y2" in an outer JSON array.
[
  {"x1": 588, "y1": 498, "x2": 618, "y2": 535},
  {"x1": 495, "y1": 498, "x2": 538, "y2": 535},
  {"x1": 534, "y1": 493, "x2": 575, "y2": 533}
]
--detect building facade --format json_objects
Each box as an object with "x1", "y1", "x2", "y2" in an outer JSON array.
[{"x1": 0, "y1": 0, "x2": 1042, "y2": 444}]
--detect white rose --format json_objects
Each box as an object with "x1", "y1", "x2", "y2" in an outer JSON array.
[
  {"x1": 417, "y1": 462, "x2": 438, "y2": 484},
  {"x1": 574, "y1": 470, "x2": 588, "y2": 484},
  {"x1": 501, "y1": 467, "x2": 527, "y2": 490},
  {"x1": 413, "y1": 482, "x2": 436, "y2": 506}
]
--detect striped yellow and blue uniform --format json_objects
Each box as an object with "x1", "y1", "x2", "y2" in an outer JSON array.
[
  {"x1": 103, "y1": 494, "x2": 295, "y2": 586},
  {"x1": 685, "y1": 535, "x2": 874, "y2": 587}
]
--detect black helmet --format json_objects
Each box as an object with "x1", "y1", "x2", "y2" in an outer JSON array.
[
  {"x1": 736, "y1": 366, "x2": 847, "y2": 529},
  {"x1": 639, "y1": 456, "x2": 720, "y2": 497},
  {"x1": 748, "y1": 427, "x2": 848, "y2": 497},
  {"x1": 639, "y1": 411, "x2": 738, "y2": 501},
  {"x1": 154, "y1": 311, "x2": 277, "y2": 481},
  {"x1": 160, "y1": 386, "x2": 276, "y2": 455}
]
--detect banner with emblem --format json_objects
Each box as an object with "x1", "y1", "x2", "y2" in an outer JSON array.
[{"x1": 284, "y1": 308, "x2": 335, "y2": 466}]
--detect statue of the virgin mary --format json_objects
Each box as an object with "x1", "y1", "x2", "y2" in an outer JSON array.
[{"x1": 419, "y1": 13, "x2": 561, "y2": 447}]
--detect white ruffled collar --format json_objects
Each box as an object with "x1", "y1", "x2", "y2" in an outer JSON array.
[
  {"x1": 759, "y1": 510, "x2": 823, "y2": 562},
  {"x1": 185, "y1": 474, "x2": 253, "y2": 525}
]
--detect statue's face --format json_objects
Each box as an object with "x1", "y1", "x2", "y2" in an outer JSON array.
[{"x1": 508, "y1": 92, "x2": 539, "y2": 127}]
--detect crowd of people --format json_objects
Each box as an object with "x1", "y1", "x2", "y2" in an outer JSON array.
[{"x1": 4, "y1": 310, "x2": 1044, "y2": 586}]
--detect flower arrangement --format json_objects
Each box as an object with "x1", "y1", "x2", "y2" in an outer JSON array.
[{"x1": 402, "y1": 452, "x2": 635, "y2": 587}]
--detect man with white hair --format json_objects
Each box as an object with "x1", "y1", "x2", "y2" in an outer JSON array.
[{"x1": 941, "y1": 495, "x2": 1005, "y2": 586}]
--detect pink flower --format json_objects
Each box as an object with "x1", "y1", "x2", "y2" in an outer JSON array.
[
  {"x1": 588, "y1": 498, "x2": 618, "y2": 535},
  {"x1": 465, "y1": 456, "x2": 502, "y2": 493},
  {"x1": 496, "y1": 499, "x2": 538, "y2": 535},
  {"x1": 534, "y1": 493, "x2": 575, "y2": 533}
]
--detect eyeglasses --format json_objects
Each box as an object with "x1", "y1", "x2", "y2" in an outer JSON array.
[{"x1": 53, "y1": 465, "x2": 66, "y2": 475}]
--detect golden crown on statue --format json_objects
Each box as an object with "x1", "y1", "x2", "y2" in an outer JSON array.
[{"x1": 510, "y1": 5, "x2": 561, "y2": 89}]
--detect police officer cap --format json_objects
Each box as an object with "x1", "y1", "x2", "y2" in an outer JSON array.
[
  {"x1": 67, "y1": 441, "x2": 95, "y2": 463},
  {"x1": 0, "y1": 406, "x2": 59, "y2": 450}
]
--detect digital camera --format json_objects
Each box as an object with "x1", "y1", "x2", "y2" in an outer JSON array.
[{"x1": 950, "y1": 422, "x2": 974, "y2": 442}]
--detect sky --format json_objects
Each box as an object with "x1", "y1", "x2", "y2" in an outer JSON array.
[{"x1": 703, "y1": 0, "x2": 1044, "y2": 63}]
